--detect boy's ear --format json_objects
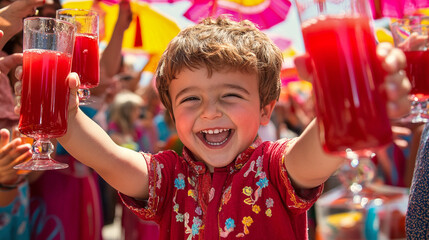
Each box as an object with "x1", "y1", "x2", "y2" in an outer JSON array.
[{"x1": 260, "y1": 100, "x2": 276, "y2": 126}]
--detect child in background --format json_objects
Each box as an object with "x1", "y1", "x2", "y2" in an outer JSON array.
[
  {"x1": 108, "y1": 90, "x2": 157, "y2": 161},
  {"x1": 108, "y1": 90, "x2": 159, "y2": 239},
  {"x1": 32, "y1": 16, "x2": 411, "y2": 239}
]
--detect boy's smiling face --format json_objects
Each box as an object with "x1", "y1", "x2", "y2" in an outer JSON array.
[{"x1": 169, "y1": 67, "x2": 275, "y2": 172}]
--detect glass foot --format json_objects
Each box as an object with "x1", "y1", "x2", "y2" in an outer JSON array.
[
  {"x1": 13, "y1": 138, "x2": 68, "y2": 171},
  {"x1": 14, "y1": 159, "x2": 68, "y2": 171}
]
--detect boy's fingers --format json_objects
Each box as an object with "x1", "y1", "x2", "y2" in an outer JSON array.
[
  {"x1": 68, "y1": 72, "x2": 80, "y2": 106},
  {"x1": 387, "y1": 95, "x2": 412, "y2": 119},
  {"x1": 68, "y1": 72, "x2": 80, "y2": 90},
  {"x1": 391, "y1": 125, "x2": 412, "y2": 136},
  {"x1": 377, "y1": 43, "x2": 407, "y2": 73},
  {"x1": 385, "y1": 70, "x2": 411, "y2": 101}
]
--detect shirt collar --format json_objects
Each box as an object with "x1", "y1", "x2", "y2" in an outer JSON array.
[{"x1": 182, "y1": 136, "x2": 263, "y2": 175}]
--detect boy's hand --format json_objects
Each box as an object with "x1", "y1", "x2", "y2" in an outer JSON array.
[
  {"x1": 65, "y1": 72, "x2": 81, "y2": 117},
  {"x1": 294, "y1": 42, "x2": 411, "y2": 120},
  {"x1": 376, "y1": 42, "x2": 411, "y2": 119}
]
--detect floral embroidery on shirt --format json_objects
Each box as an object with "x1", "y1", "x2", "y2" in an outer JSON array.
[
  {"x1": 236, "y1": 155, "x2": 271, "y2": 236},
  {"x1": 175, "y1": 175, "x2": 186, "y2": 190},
  {"x1": 221, "y1": 186, "x2": 232, "y2": 206},
  {"x1": 265, "y1": 198, "x2": 274, "y2": 217},
  {"x1": 220, "y1": 218, "x2": 236, "y2": 237},
  {"x1": 242, "y1": 175, "x2": 269, "y2": 205},
  {"x1": 195, "y1": 207, "x2": 202, "y2": 216},
  {"x1": 176, "y1": 213, "x2": 184, "y2": 222},
  {"x1": 188, "y1": 189, "x2": 197, "y2": 201},
  {"x1": 266, "y1": 198, "x2": 274, "y2": 208},
  {"x1": 280, "y1": 155, "x2": 306, "y2": 209},
  {"x1": 209, "y1": 187, "x2": 215, "y2": 202},
  {"x1": 173, "y1": 173, "x2": 186, "y2": 222},
  {"x1": 184, "y1": 213, "x2": 203, "y2": 240},
  {"x1": 172, "y1": 171, "x2": 206, "y2": 239},
  {"x1": 252, "y1": 205, "x2": 261, "y2": 214},
  {"x1": 236, "y1": 216, "x2": 254, "y2": 237}
]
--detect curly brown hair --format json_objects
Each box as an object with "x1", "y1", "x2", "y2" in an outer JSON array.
[{"x1": 155, "y1": 16, "x2": 283, "y2": 118}]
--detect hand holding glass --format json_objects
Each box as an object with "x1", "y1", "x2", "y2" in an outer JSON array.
[
  {"x1": 391, "y1": 17, "x2": 429, "y2": 123},
  {"x1": 15, "y1": 17, "x2": 75, "y2": 170},
  {"x1": 295, "y1": 0, "x2": 394, "y2": 238},
  {"x1": 56, "y1": 9, "x2": 99, "y2": 105},
  {"x1": 296, "y1": 0, "x2": 392, "y2": 158}
]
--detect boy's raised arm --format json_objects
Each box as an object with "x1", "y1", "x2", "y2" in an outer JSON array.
[
  {"x1": 58, "y1": 73, "x2": 150, "y2": 200},
  {"x1": 284, "y1": 120, "x2": 344, "y2": 189}
]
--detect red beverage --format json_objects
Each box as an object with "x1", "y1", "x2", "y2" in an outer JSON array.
[
  {"x1": 72, "y1": 34, "x2": 99, "y2": 89},
  {"x1": 19, "y1": 49, "x2": 72, "y2": 138},
  {"x1": 302, "y1": 16, "x2": 392, "y2": 155},
  {"x1": 403, "y1": 50, "x2": 429, "y2": 100}
]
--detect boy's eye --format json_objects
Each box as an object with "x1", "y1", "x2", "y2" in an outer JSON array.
[
  {"x1": 180, "y1": 96, "x2": 199, "y2": 103},
  {"x1": 224, "y1": 93, "x2": 243, "y2": 99}
]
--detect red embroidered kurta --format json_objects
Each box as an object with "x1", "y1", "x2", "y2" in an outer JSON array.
[{"x1": 120, "y1": 137, "x2": 323, "y2": 239}]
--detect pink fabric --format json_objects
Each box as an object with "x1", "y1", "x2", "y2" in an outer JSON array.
[
  {"x1": 183, "y1": 0, "x2": 292, "y2": 30},
  {"x1": 369, "y1": 0, "x2": 429, "y2": 19},
  {"x1": 29, "y1": 155, "x2": 103, "y2": 240},
  {"x1": 99, "y1": 0, "x2": 184, "y2": 5},
  {"x1": 120, "y1": 137, "x2": 323, "y2": 239}
]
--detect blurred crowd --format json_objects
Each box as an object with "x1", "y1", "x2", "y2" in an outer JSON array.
[{"x1": 0, "y1": 0, "x2": 426, "y2": 239}]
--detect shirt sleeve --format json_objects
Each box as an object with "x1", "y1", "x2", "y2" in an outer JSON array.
[
  {"x1": 119, "y1": 150, "x2": 178, "y2": 223},
  {"x1": 267, "y1": 138, "x2": 323, "y2": 215}
]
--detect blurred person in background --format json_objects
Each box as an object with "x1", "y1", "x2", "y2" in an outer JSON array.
[{"x1": 107, "y1": 90, "x2": 159, "y2": 240}]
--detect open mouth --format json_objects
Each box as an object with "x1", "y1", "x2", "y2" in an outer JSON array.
[{"x1": 198, "y1": 128, "x2": 232, "y2": 147}]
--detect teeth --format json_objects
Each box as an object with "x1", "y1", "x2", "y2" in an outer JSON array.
[
  {"x1": 201, "y1": 129, "x2": 229, "y2": 134},
  {"x1": 207, "y1": 137, "x2": 228, "y2": 146}
]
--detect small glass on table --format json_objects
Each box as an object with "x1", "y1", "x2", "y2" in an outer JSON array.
[
  {"x1": 390, "y1": 16, "x2": 429, "y2": 123},
  {"x1": 56, "y1": 8, "x2": 100, "y2": 105},
  {"x1": 15, "y1": 17, "x2": 75, "y2": 170}
]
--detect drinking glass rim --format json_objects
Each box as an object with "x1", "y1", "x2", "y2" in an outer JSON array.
[
  {"x1": 391, "y1": 16, "x2": 429, "y2": 27},
  {"x1": 56, "y1": 8, "x2": 98, "y2": 17},
  {"x1": 24, "y1": 16, "x2": 76, "y2": 31}
]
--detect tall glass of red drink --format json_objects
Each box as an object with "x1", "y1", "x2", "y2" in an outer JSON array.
[
  {"x1": 56, "y1": 9, "x2": 99, "y2": 105},
  {"x1": 294, "y1": 0, "x2": 394, "y2": 237},
  {"x1": 391, "y1": 16, "x2": 429, "y2": 123},
  {"x1": 15, "y1": 17, "x2": 75, "y2": 170}
]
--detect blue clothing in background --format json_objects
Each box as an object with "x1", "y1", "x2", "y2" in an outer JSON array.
[{"x1": 0, "y1": 182, "x2": 30, "y2": 240}]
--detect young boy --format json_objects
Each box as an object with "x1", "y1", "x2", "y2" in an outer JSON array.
[{"x1": 53, "y1": 17, "x2": 409, "y2": 239}]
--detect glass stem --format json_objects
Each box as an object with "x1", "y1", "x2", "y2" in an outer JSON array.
[
  {"x1": 338, "y1": 150, "x2": 376, "y2": 198},
  {"x1": 78, "y1": 88, "x2": 91, "y2": 102},
  {"x1": 32, "y1": 138, "x2": 54, "y2": 160}
]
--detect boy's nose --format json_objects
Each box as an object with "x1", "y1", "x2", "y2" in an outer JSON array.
[{"x1": 201, "y1": 101, "x2": 222, "y2": 119}]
